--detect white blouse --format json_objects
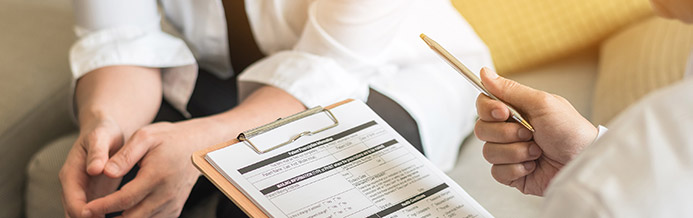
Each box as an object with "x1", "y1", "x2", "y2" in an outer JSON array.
[{"x1": 69, "y1": 0, "x2": 494, "y2": 171}]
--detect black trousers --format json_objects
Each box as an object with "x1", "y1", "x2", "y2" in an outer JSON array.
[{"x1": 113, "y1": 69, "x2": 423, "y2": 217}]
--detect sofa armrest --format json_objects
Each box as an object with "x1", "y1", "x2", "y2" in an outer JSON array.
[
  {"x1": 0, "y1": 86, "x2": 76, "y2": 218},
  {"x1": 0, "y1": 0, "x2": 77, "y2": 217}
]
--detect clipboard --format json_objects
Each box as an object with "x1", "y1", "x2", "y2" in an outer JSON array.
[{"x1": 191, "y1": 99, "x2": 353, "y2": 217}]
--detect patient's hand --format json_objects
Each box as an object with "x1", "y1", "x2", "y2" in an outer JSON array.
[
  {"x1": 80, "y1": 119, "x2": 215, "y2": 217},
  {"x1": 474, "y1": 68, "x2": 598, "y2": 196},
  {"x1": 60, "y1": 118, "x2": 123, "y2": 218}
]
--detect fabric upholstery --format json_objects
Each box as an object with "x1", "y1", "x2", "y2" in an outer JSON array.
[
  {"x1": 0, "y1": 0, "x2": 76, "y2": 217},
  {"x1": 25, "y1": 133, "x2": 76, "y2": 218},
  {"x1": 508, "y1": 48, "x2": 599, "y2": 120},
  {"x1": 592, "y1": 16, "x2": 693, "y2": 125},
  {"x1": 452, "y1": 0, "x2": 653, "y2": 74}
]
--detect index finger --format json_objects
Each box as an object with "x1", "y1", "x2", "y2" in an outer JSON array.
[
  {"x1": 476, "y1": 93, "x2": 510, "y2": 122},
  {"x1": 59, "y1": 148, "x2": 89, "y2": 217}
]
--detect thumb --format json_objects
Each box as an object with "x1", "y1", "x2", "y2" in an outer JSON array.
[
  {"x1": 85, "y1": 128, "x2": 122, "y2": 176},
  {"x1": 480, "y1": 67, "x2": 543, "y2": 110},
  {"x1": 103, "y1": 130, "x2": 152, "y2": 178}
]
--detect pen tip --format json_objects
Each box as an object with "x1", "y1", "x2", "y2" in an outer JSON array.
[
  {"x1": 521, "y1": 120, "x2": 535, "y2": 132},
  {"x1": 420, "y1": 33, "x2": 427, "y2": 39}
]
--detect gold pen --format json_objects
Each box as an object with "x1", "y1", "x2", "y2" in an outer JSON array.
[{"x1": 420, "y1": 33, "x2": 535, "y2": 132}]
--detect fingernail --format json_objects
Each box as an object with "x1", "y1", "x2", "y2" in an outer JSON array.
[
  {"x1": 81, "y1": 209, "x2": 92, "y2": 217},
  {"x1": 528, "y1": 143, "x2": 541, "y2": 157},
  {"x1": 491, "y1": 109, "x2": 503, "y2": 120},
  {"x1": 523, "y1": 161, "x2": 535, "y2": 171},
  {"x1": 483, "y1": 67, "x2": 499, "y2": 79},
  {"x1": 105, "y1": 162, "x2": 119, "y2": 174},
  {"x1": 517, "y1": 128, "x2": 532, "y2": 140}
]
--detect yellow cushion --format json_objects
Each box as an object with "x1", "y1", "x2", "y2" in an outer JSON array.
[
  {"x1": 592, "y1": 16, "x2": 693, "y2": 125},
  {"x1": 452, "y1": 0, "x2": 653, "y2": 74}
]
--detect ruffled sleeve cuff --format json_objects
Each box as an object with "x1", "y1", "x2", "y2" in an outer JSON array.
[
  {"x1": 69, "y1": 26, "x2": 196, "y2": 78},
  {"x1": 68, "y1": 26, "x2": 198, "y2": 119}
]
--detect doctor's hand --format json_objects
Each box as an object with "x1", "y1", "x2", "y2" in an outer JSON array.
[
  {"x1": 60, "y1": 118, "x2": 124, "y2": 218},
  {"x1": 80, "y1": 119, "x2": 215, "y2": 218},
  {"x1": 474, "y1": 67, "x2": 598, "y2": 196}
]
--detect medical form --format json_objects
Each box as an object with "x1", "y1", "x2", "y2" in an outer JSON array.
[{"x1": 205, "y1": 100, "x2": 492, "y2": 218}]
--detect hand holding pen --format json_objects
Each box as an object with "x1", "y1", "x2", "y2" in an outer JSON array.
[
  {"x1": 420, "y1": 34, "x2": 599, "y2": 196},
  {"x1": 474, "y1": 67, "x2": 598, "y2": 196}
]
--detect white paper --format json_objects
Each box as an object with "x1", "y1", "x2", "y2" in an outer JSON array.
[{"x1": 206, "y1": 100, "x2": 492, "y2": 218}]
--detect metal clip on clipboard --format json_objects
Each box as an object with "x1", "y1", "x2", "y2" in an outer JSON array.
[{"x1": 237, "y1": 106, "x2": 339, "y2": 154}]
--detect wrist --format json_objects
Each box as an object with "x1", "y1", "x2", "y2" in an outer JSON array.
[
  {"x1": 568, "y1": 123, "x2": 600, "y2": 161},
  {"x1": 183, "y1": 115, "x2": 242, "y2": 149},
  {"x1": 584, "y1": 124, "x2": 600, "y2": 147},
  {"x1": 593, "y1": 125, "x2": 608, "y2": 143},
  {"x1": 77, "y1": 107, "x2": 116, "y2": 132}
]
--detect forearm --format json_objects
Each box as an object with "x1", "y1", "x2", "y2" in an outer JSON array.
[
  {"x1": 191, "y1": 85, "x2": 306, "y2": 148},
  {"x1": 75, "y1": 66, "x2": 162, "y2": 136}
]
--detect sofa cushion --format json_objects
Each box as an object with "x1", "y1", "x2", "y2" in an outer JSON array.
[
  {"x1": 25, "y1": 133, "x2": 76, "y2": 218},
  {"x1": 592, "y1": 17, "x2": 693, "y2": 125},
  {"x1": 507, "y1": 48, "x2": 599, "y2": 119},
  {"x1": 452, "y1": 0, "x2": 653, "y2": 74}
]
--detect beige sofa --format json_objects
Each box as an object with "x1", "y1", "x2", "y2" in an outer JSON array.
[
  {"x1": 1, "y1": 0, "x2": 77, "y2": 218},
  {"x1": 3, "y1": 0, "x2": 690, "y2": 217}
]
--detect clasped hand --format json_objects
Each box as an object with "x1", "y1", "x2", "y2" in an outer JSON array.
[
  {"x1": 60, "y1": 119, "x2": 208, "y2": 218},
  {"x1": 474, "y1": 68, "x2": 598, "y2": 196}
]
